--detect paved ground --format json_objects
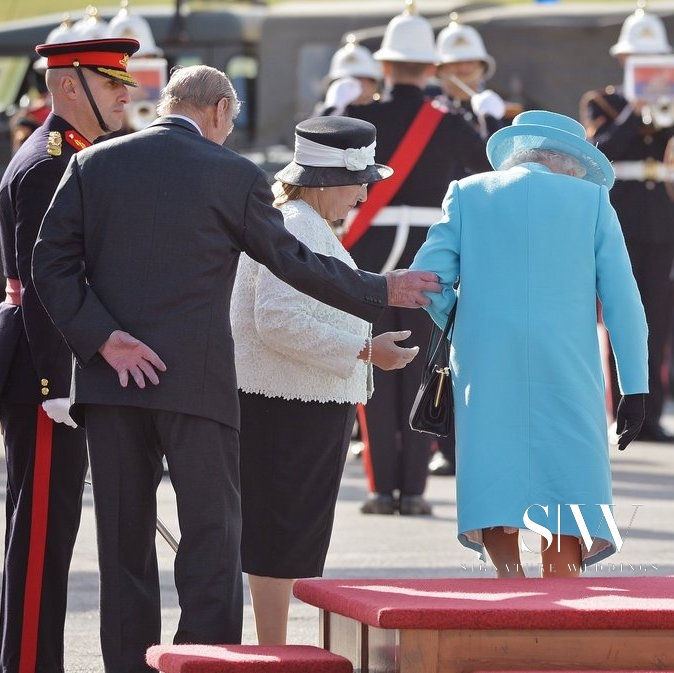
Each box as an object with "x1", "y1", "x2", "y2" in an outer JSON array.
[{"x1": 1, "y1": 405, "x2": 673, "y2": 672}]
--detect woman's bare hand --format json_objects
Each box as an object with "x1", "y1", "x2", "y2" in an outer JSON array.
[{"x1": 371, "y1": 330, "x2": 419, "y2": 370}]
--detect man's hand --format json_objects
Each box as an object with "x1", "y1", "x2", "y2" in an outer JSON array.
[
  {"x1": 372, "y1": 330, "x2": 419, "y2": 370},
  {"x1": 384, "y1": 269, "x2": 441, "y2": 308},
  {"x1": 615, "y1": 393, "x2": 645, "y2": 451},
  {"x1": 98, "y1": 330, "x2": 167, "y2": 389},
  {"x1": 42, "y1": 398, "x2": 78, "y2": 428}
]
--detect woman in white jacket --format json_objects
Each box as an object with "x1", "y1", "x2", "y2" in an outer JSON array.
[{"x1": 231, "y1": 116, "x2": 419, "y2": 644}]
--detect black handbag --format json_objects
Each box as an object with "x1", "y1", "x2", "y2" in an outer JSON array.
[{"x1": 409, "y1": 302, "x2": 457, "y2": 437}]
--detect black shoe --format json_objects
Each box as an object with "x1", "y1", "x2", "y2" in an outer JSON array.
[
  {"x1": 360, "y1": 494, "x2": 397, "y2": 515},
  {"x1": 636, "y1": 423, "x2": 674, "y2": 443},
  {"x1": 428, "y1": 452, "x2": 455, "y2": 476},
  {"x1": 399, "y1": 495, "x2": 432, "y2": 516}
]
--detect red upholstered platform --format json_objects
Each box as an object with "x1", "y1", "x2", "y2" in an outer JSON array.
[
  {"x1": 145, "y1": 644, "x2": 353, "y2": 673},
  {"x1": 293, "y1": 576, "x2": 674, "y2": 630}
]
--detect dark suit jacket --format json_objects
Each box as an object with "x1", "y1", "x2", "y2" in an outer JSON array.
[
  {"x1": 0, "y1": 114, "x2": 82, "y2": 403},
  {"x1": 32, "y1": 117, "x2": 387, "y2": 428}
]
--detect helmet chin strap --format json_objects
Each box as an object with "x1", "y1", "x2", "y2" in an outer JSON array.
[{"x1": 74, "y1": 65, "x2": 111, "y2": 134}]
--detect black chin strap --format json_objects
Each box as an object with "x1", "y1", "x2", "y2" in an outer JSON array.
[{"x1": 74, "y1": 65, "x2": 110, "y2": 133}]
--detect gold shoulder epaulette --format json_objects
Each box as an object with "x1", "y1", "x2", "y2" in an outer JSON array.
[{"x1": 47, "y1": 131, "x2": 62, "y2": 157}]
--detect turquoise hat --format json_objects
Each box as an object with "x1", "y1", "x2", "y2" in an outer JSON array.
[{"x1": 486, "y1": 110, "x2": 615, "y2": 189}]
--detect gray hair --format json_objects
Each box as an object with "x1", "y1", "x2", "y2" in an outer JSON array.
[
  {"x1": 500, "y1": 148, "x2": 587, "y2": 179},
  {"x1": 157, "y1": 64, "x2": 241, "y2": 119}
]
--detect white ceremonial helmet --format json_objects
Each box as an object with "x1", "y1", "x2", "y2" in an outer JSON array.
[
  {"x1": 373, "y1": 0, "x2": 436, "y2": 64},
  {"x1": 106, "y1": 0, "x2": 163, "y2": 57},
  {"x1": 610, "y1": 4, "x2": 672, "y2": 56},
  {"x1": 70, "y1": 5, "x2": 109, "y2": 40},
  {"x1": 45, "y1": 16, "x2": 76, "y2": 46},
  {"x1": 33, "y1": 16, "x2": 77, "y2": 73},
  {"x1": 436, "y1": 13, "x2": 496, "y2": 79},
  {"x1": 329, "y1": 35, "x2": 382, "y2": 82}
]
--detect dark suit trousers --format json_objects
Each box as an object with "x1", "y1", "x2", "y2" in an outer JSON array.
[
  {"x1": 365, "y1": 306, "x2": 433, "y2": 496},
  {"x1": 0, "y1": 402, "x2": 87, "y2": 673},
  {"x1": 84, "y1": 406, "x2": 243, "y2": 673}
]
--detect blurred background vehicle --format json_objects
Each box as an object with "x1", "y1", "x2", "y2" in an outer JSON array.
[{"x1": 1, "y1": 0, "x2": 674, "y2": 172}]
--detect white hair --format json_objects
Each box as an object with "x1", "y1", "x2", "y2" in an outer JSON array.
[
  {"x1": 157, "y1": 64, "x2": 241, "y2": 119},
  {"x1": 500, "y1": 148, "x2": 587, "y2": 179}
]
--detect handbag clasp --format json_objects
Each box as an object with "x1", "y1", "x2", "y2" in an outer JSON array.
[{"x1": 433, "y1": 366, "x2": 450, "y2": 408}]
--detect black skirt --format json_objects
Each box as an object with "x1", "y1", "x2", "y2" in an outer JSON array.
[{"x1": 239, "y1": 391, "x2": 357, "y2": 578}]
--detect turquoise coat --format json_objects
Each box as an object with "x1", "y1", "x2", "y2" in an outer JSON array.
[{"x1": 410, "y1": 163, "x2": 648, "y2": 566}]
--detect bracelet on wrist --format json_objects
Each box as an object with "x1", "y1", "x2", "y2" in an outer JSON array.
[{"x1": 366, "y1": 337, "x2": 372, "y2": 364}]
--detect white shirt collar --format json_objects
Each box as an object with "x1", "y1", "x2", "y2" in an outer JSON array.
[{"x1": 164, "y1": 114, "x2": 203, "y2": 136}]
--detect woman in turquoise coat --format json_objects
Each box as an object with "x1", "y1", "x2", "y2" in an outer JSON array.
[{"x1": 411, "y1": 110, "x2": 648, "y2": 577}]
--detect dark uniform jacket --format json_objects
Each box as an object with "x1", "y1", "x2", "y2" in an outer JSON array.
[
  {"x1": 440, "y1": 96, "x2": 507, "y2": 147},
  {"x1": 581, "y1": 85, "x2": 674, "y2": 245},
  {"x1": 346, "y1": 84, "x2": 492, "y2": 271},
  {"x1": 0, "y1": 114, "x2": 82, "y2": 403},
  {"x1": 32, "y1": 117, "x2": 388, "y2": 430}
]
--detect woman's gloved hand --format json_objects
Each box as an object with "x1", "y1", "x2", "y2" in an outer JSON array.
[{"x1": 615, "y1": 393, "x2": 645, "y2": 451}]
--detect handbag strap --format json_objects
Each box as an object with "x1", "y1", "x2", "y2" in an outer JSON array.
[
  {"x1": 341, "y1": 101, "x2": 445, "y2": 250},
  {"x1": 441, "y1": 301, "x2": 457, "y2": 343},
  {"x1": 426, "y1": 300, "x2": 457, "y2": 370}
]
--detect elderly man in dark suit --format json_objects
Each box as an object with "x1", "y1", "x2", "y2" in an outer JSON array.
[{"x1": 32, "y1": 64, "x2": 438, "y2": 673}]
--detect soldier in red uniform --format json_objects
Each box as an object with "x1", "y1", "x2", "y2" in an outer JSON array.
[
  {"x1": 343, "y1": 2, "x2": 491, "y2": 514},
  {"x1": 0, "y1": 37, "x2": 139, "y2": 673}
]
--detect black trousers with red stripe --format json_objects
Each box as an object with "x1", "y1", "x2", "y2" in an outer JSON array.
[{"x1": 0, "y1": 402, "x2": 87, "y2": 673}]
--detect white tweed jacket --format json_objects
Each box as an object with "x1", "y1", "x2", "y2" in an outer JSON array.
[{"x1": 231, "y1": 199, "x2": 373, "y2": 404}]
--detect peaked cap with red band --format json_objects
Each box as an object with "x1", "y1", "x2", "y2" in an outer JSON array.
[{"x1": 35, "y1": 38, "x2": 140, "y2": 87}]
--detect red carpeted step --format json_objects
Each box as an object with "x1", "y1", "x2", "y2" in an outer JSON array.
[
  {"x1": 293, "y1": 576, "x2": 674, "y2": 630},
  {"x1": 146, "y1": 644, "x2": 353, "y2": 673}
]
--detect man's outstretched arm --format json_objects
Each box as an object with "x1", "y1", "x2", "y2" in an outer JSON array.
[{"x1": 385, "y1": 269, "x2": 440, "y2": 308}]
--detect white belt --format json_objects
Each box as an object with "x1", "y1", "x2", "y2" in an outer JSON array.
[
  {"x1": 343, "y1": 205, "x2": 441, "y2": 229},
  {"x1": 612, "y1": 160, "x2": 674, "y2": 182}
]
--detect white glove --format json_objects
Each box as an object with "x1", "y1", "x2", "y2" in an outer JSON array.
[
  {"x1": 471, "y1": 89, "x2": 506, "y2": 119},
  {"x1": 42, "y1": 398, "x2": 78, "y2": 428},
  {"x1": 324, "y1": 77, "x2": 362, "y2": 114}
]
